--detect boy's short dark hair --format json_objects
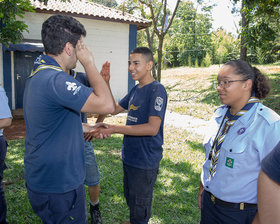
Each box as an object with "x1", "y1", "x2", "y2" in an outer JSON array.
[
  {"x1": 42, "y1": 14, "x2": 86, "y2": 55},
  {"x1": 130, "y1": 47, "x2": 153, "y2": 63}
]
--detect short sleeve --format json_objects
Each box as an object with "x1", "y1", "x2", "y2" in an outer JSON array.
[
  {"x1": 262, "y1": 141, "x2": 280, "y2": 184},
  {"x1": 148, "y1": 84, "x2": 167, "y2": 119},
  {"x1": 0, "y1": 87, "x2": 12, "y2": 119},
  {"x1": 49, "y1": 72, "x2": 93, "y2": 112}
]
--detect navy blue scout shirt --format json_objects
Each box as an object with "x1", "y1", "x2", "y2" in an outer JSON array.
[
  {"x1": 119, "y1": 81, "x2": 167, "y2": 169},
  {"x1": 262, "y1": 141, "x2": 280, "y2": 184},
  {"x1": 70, "y1": 70, "x2": 89, "y2": 123},
  {"x1": 23, "y1": 55, "x2": 93, "y2": 193}
]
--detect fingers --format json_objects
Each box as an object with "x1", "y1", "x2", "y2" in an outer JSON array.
[
  {"x1": 75, "y1": 40, "x2": 94, "y2": 68},
  {"x1": 84, "y1": 126, "x2": 112, "y2": 140}
]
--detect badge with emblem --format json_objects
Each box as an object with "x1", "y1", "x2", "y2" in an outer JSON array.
[
  {"x1": 154, "y1": 97, "x2": 163, "y2": 111},
  {"x1": 225, "y1": 157, "x2": 234, "y2": 168},
  {"x1": 237, "y1": 127, "x2": 246, "y2": 135}
]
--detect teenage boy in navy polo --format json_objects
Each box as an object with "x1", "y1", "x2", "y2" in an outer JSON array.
[
  {"x1": 23, "y1": 14, "x2": 115, "y2": 223},
  {"x1": 93, "y1": 47, "x2": 168, "y2": 224}
]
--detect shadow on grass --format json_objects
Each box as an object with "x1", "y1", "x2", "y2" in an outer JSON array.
[
  {"x1": 187, "y1": 141, "x2": 205, "y2": 154},
  {"x1": 153, "y1": 158, "x2": 201, "y2": 223}
]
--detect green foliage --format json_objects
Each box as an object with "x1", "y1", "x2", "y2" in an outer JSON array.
[
  {"x1": 232, "y1": 0, "x2": 280, "y2": 63},
  {"x1": 165, "y1": 1, "x2": 213, "y2": 68},
  {"x1": 194, "y1": 57, "x2": 199, "y2": 67},
  {"x1": 201, "y1": 52, "x2": 211, "y2": 67},
  {"x1": 91, "y1": 0, "x2": 118, "y2": 8},
  {"x1": 0, "y1": 0, "x2": 34, "y2": 46},
  {"x1": 211, "y1": 29, "x2": 239, "y2": 64},
  {"x1": 188, "y1": 55, "x2": 192, "y2": 67}
]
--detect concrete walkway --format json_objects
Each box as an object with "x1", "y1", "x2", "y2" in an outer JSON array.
[
  {"x1": 164, "y1": 110, "x2": 209, "y2": 137},
  {"x1": 112, "y1": 109, "x2": 210, "y2": 137}
]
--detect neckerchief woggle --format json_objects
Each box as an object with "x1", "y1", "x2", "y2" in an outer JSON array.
[{"x1": 28, "y1": 54, "x2": 63, "y2": 78}]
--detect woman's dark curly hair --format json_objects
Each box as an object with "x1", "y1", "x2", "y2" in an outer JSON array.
[{"x1": 225, "y1": 60, "x2": 270, "y2": 99}]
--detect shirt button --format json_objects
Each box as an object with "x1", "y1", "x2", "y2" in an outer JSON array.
[
  {"x1": 260, "y1": 108, "x2": 263, "y2": 111},
  {"x1": 206, "y1": 186, "x2": 209, "y2": 188},
  {"x1": 229, "y1": 149, "x2": 232, "y2": 152}
]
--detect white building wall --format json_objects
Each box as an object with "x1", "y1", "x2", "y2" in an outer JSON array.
[{"x1": 20, "y1": 12, "x2": 130, "y2": 101}]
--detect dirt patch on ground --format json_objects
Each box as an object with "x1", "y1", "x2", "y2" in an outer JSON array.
[{"x1": 4, "y1": 119, "x2": 26, "y2": 141}]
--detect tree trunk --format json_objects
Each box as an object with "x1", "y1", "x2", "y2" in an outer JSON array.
[
  {"x1": 240, "y1": 0, "x2": 248, "y2": 61},
  {"x1": 145, "y1": 27, "x2": 157, "y2": 80},
  {"x1": 157, "y1": 36, "x2": 164, "y2": 82}
]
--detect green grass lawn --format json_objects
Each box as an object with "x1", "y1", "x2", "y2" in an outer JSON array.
[
  {"x1": 162, "y1": 65, "x2": 280, "y2": 120},
  {"x1": 3, "y1": 65, "x2": 280, "y2": 223},
  {"x1": 4, "y1": 120, "x2": 204, "y2": 224}
]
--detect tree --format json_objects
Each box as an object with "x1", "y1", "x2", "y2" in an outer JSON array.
[
  {"x1": 0, "y1": 0, "x2": 34, "y2": 46},
  {"x1": 123, "y1": 0, "x2": 180, "y2": 82},
  {"x1": 210, "y1": 29, "x2": 239, "y2": 64},
  {"x1": 165, "y1": 1, "x2": 213, "y2": 67},
  {"x1": 232, "y1": 0, "x2": 280, "y2": 62},
  {"x1": 91, "y1": 0, "x2": 118, "y2": 8}
]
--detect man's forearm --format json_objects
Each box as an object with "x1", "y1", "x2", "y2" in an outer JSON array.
[{"x1": 0, "y1": 118, "x2": 12, "y2": 129}]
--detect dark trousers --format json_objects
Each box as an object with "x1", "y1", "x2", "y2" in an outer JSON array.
[
  {"x1": 123, "y1": 163, "x2": 159, "y2": 224},
  {"x1": 200, "y1": 190, "x2": 257, "y2": 224},
  {"x1": 0, "y1": 136, "x2": 8, "y2": 224},
  {"x1": 27, "y1": 184, "x2": 87, "y2": 224}
]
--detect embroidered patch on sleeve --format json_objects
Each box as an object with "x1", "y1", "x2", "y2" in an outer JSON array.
[
  {"x1": 154, "y1": 97, "x2": 163, "y2": 111},
  {"x1": 66, "y1": 81, "x2": 81, "y2": 95}
]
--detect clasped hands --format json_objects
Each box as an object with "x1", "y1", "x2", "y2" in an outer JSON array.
[{"x1": 82, "y1": 123, "x2": 114, "y2": 141}]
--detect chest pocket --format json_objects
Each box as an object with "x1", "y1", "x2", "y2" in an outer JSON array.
[{"x1": 224, "y1": 135, "x2": 248, "y2": 161}]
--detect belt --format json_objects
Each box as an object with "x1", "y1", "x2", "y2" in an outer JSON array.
[{"x1": 205, "y1": 191, "x2": 257, "y2": 210}]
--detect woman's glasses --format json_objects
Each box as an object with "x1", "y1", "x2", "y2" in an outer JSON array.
[{"x1": 213, "y1": 79, "x2": 248, "y2": 89}]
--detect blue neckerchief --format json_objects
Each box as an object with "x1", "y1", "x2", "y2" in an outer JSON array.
[{"x1": 28, "y1": 54, "x2": 63, "y2": 78}]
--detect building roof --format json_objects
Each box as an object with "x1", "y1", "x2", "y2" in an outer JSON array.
[{"x1": 30, "y1": 0, "x2": 152, "y2": 29}]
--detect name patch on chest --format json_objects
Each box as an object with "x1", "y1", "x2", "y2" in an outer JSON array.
[{"x1": 225, "y1": 157, "x2": 234, "y2": 168}]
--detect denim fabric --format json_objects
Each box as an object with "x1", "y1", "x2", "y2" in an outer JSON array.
[{"x1": 84, "y1": 141, "x2": 100, "y2": 186}]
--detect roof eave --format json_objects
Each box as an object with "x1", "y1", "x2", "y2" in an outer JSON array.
[{"x1": 33, "y1": 9, "x2": 152, "y2": 30}]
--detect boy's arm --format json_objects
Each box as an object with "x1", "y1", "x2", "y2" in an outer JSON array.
[
  {"x1": 95, "y1": 61, "x2": 125, "y2": 120},
  {"x1": 100, "y1": 116, "x2": 162, "y2": 137}
]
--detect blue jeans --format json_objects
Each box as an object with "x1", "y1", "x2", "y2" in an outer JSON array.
[
  {"x1": 123, "y1": 163, "x2": 159, "y2": 224},
  {"x1": 27, "y1": 184, "x2": 87, "y2": 224},
  {"x1": 200, "y1": 190, "x2": 257, "y2": 224},
  {"x1": 84, "y1": 141, "x2": 100, "y2": 186},
  {"x1": 0, "y1": 136, "x2": 8, "y2": 224}
]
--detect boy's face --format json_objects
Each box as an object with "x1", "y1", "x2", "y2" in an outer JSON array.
[{"x1": 128, "y1": 53, "x2": 152, "y2": 83}]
